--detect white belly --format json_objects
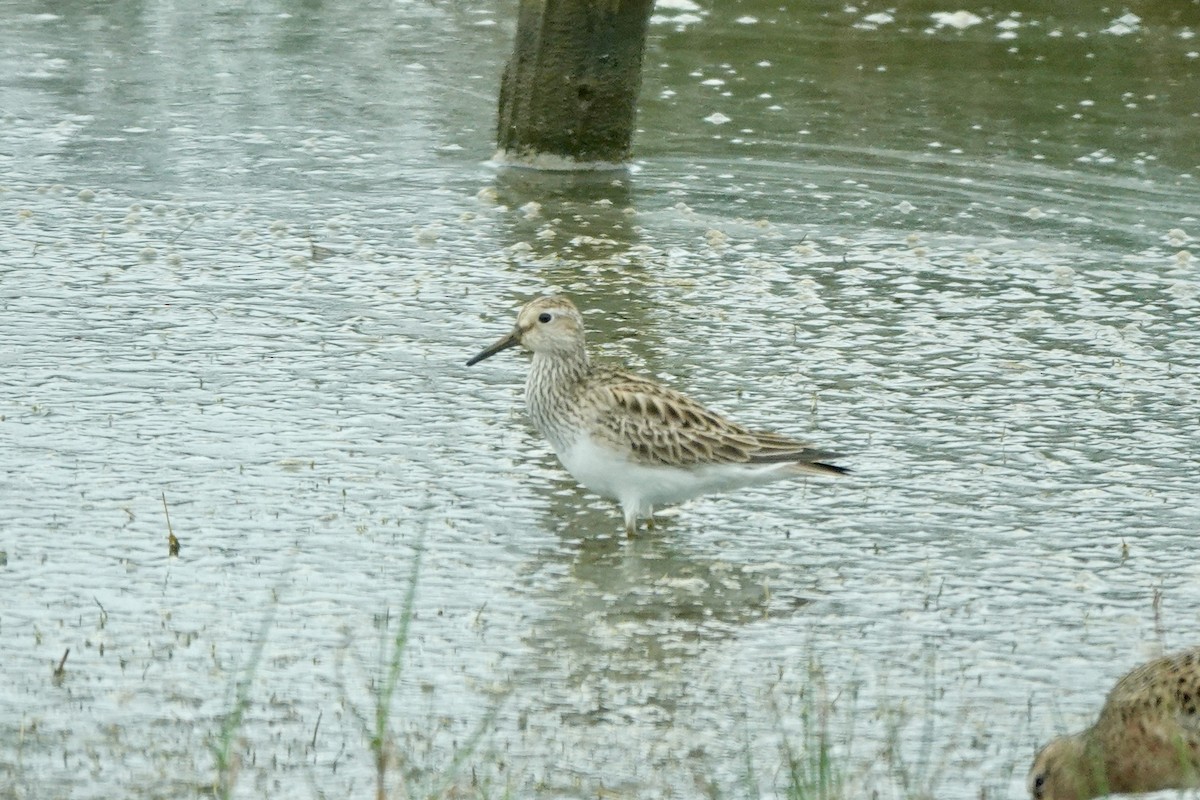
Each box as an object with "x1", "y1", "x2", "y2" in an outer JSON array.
[{"x1": 555, "y1": 436, "x2": 796, "y2": 516}]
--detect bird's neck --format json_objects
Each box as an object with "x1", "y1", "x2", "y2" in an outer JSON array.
[{"x1": 525, "y1": 348, "x2": 590, "y2": 447}]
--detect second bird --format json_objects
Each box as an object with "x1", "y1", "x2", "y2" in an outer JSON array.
[{"x1": 467, "y1": 296, "x2": 847, "y2": 535}]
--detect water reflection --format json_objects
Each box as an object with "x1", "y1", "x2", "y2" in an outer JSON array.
[
  {"x1": 1, "y1": 1, "x2": 1198, "y2": 798},
  {"x1": 641, "y1": 0, "x2": 1200, "y2": 173}
]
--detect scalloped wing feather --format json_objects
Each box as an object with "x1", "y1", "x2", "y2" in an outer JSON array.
[
  {"x1": 584, "y1": 369, "x2": 844, "y2": 472},
  {"x1": 1101, "y1": 650, "x2": 1200, "y2": 738}
]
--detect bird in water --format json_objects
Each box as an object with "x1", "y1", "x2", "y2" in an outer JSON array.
[
  {"x1": 1029, "y1": 647, "x2": 1200, "y2": 800},
  {"x1": 466, "y1": 295, "x2": 846, "y2": 535}
]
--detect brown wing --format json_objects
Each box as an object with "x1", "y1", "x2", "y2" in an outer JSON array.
[
  {"x1": 583, "y1": 369, "x2": 845, "y2": 472},
  {"x1": 1101, "y1": 650, "x2": 1200, "y2": 736}
]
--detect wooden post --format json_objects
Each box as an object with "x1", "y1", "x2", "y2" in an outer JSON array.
[{"x1": 496, "y1": 0, "x2": 655, "y2": 168}]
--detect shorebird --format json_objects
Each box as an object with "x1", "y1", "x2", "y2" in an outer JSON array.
[
  {"x1": 466, "y1": 295, "x2": 846, "y2": 535},
  {"x1": 1029, "y1": 647, "x2": 1200, "y2": 800}
]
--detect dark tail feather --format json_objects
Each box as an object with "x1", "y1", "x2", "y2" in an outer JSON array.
[{"x1": 748, "y1": 448, "x2": 849, "y2": 475}]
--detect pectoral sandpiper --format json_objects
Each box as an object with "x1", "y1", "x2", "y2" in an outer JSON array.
[
  {"x1": 466, "y1": 296, "x2": 847, "y2": 535},
  {"x1": 1029, "y1": 647, "x2": 1200, "y2": 800}
]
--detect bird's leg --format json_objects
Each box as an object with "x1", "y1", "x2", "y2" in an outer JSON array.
[
  {"x1": 623, "y1": 505, "x2": 639, "y2": 538},
  {"x1": 645, "y1": 507, "x2": 656, "y2": 531}
]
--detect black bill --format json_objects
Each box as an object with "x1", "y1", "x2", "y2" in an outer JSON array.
[{"x1": 466, "y1": 329, "x2": 521, "y2": 366}]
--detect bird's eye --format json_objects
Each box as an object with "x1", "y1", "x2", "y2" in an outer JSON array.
[
  {"x1": 1032, "y1": 774, "x2": 1045, "y2": 798},
  {"x1": 538, "y1": 312, "x2": 552, "y2": 323}
]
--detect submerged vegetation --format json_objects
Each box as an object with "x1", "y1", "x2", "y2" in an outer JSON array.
[
  {"x1": 210, "y1": 601, "x2": 275, "y2": 800},
  {"x1": 0, "y1": 547, "x2": 1022, "y2": 800},
  {"x1": 197, "y1": 634, "x2": 1009, "y2": 799},
  {"x1": 197, "y1": 542, "x2": 504, "y2": 800}
]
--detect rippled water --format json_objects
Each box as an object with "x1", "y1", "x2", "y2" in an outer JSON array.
[{"x1": 2, "y1": 2, "x2": 1199, "y2": 799}]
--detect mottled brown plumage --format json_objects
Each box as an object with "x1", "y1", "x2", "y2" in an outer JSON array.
[
  {"x1": 467, "y1": 296, "x2": 846, "y2": 534},
  {"x1": 1030, "y1": 648, "x2": 1200, "y2": 800},
  {"x1": 589, "y1": 368, "x2": 840, "y2": 469}
]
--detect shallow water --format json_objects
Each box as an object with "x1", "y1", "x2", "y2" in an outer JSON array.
[{"x1": 2, "y1": 2, "x2": 1199, "y2": 798}]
